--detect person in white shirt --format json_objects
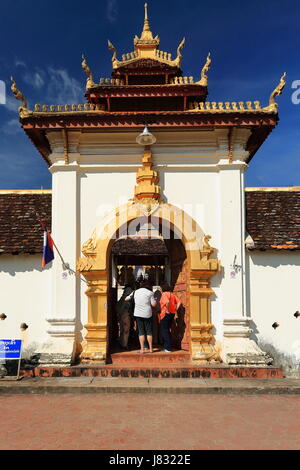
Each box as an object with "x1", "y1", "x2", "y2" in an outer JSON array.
[{"x1": 126, "y1": 281, "x2": 157, "y2": 354}]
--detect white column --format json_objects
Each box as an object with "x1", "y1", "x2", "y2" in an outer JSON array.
[
  {"x1": 39, "y1": 163, "x2": 80, "y2": 366},
  {"x1": 218, "y1": 159, "x2": 246, "y2": 319},
  {"x1": 217, "y1": 130, "x2": 271, "y2": 365}
]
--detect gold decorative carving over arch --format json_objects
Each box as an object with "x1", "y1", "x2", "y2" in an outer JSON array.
[{"x1": 77, "y1": 203, "x2": 221, "y2": 363}]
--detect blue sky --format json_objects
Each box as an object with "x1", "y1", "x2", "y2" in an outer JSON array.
[{"x1": 0, "y1": 0, "x2": 299, "y2": 189}]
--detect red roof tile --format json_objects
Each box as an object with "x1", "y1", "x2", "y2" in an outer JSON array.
[
  {"x1": 0, "y1": 193, "x2": 52, "y2": 255},
  {"x1": 246, "y1": 191, "x2": 300, "y2": 251},
  {"x1": 0, "y1": 191, "x2": 299, "y2": 255}
]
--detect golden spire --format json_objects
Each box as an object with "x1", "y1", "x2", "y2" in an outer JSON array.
[
  {"x1": 134, "y1": 3, "x2": 160, "y2": 49},
  {"x1": 112, "y1": 3, "x2": 182, "y2": 68},
  {"x1": 143, "y1": 3, "x2": 151, "y2": 34}
]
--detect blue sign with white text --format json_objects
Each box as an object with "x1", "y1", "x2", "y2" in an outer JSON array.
[{"x1": 0, "y1": 340, "x2": 22, "y2": 359}]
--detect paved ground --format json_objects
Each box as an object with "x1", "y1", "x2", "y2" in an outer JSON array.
[
  {"x1": 1, "y1": 393, "x2": 300, "y2": 450},
  {"x1": 1, "y1": 377, "x2": 300, "y2": 395}
]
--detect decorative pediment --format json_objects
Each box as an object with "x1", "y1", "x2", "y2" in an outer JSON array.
[{"x1": 115, "y1": 58, "x2": 180, "y2": 71}]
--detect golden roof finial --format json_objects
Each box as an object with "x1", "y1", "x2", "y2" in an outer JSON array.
[
  {"x1": 264, "y1": 72, "x2": 287, "y2": 113},
  {"x1": 196, "y1": 52, "x2": 212, "y2": 86},
  {"x1": 173, "y1": 38, "x2": 185, "y2": 67},
  {"x1": 269, "y1": 73, "x2": 286, "y2": 106},
  {"x1": 10, "y1": 76, "x2": 32, "y2": 118},
  {"x1": 11, "y1": 76, "x2": 27, "y2": 108},
  {"x1": 81, "y1": 55, "x2": 95, "y2": 89},
  {"x1": 108, "y1": 40, "x2": 118, "y2": 63}
]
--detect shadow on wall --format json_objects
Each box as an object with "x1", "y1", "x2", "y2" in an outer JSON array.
[
  {"x1": 249, "y1": 251, "x2": 300, "y2": 269},
  {"x1": 211, "y1": 248, "x2": 224, "y2": 292},
  {"x1": 249, "y1": 319, "x2": 260, "y2": 343},
  {"x1": 258, "y1": 340, "x2": 300, "y2": 378},
  {"x1": 0, "y1": 255, "x2": 52, "y2": 277}
]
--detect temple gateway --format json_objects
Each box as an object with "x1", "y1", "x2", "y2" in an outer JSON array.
[{"x1": 1, "y1": 4, "x2": 300, "y2": 376}]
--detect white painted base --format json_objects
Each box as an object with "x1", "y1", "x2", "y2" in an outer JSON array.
[
  {"x1": 222, "y1": 318, "x2": 273, "y2": 366},
  {"x1": 35, "y1": 318, "x2": 77, "y2": 366},
  {"x1": 36, "y1": 339, "x2": 75, "y2": 366}
]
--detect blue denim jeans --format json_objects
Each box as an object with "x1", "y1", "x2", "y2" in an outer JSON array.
[{"x1": 160, "y1": 314, "x2": 174, "y2": 351}]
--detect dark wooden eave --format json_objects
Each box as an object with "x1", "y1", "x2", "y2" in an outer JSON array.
[
  {"x1": 86, "y1": 84, "x2": 208, "y2": 99},
  {"x1": 20, "y1": 110, "x2": 278, "y2": 167}
]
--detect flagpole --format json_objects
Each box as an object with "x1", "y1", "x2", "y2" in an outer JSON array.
[{"x1": 37, "y1": 216, "x2": 88, "y2": 284}]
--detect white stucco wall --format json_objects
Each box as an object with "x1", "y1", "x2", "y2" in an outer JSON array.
[
  {"x1": 0, "y1": 255, "x2": 51, "y2": 353},
  {"x1": 247, "y1": 251, "x2": 300, "y2": 360},
  {"x1": 78, "y1": 167, "x2": 223, "y2": 334},
  {"x1": 46, "y1": 128, "x2": 251, "y2": 348}
]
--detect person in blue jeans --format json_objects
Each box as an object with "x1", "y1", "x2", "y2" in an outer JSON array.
[
  {"x1": 159, "y1": 283, "x2": 181, "y2": 353},
  {"x1": 126, "y1": 280, "x2": 157, "y2": 354}
]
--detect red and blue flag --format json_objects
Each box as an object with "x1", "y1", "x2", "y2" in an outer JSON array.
[{"x1": 41, "y1": 221, "x2": 55, "y2": 268}]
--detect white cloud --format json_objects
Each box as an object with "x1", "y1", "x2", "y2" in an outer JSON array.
[
  {"x1": 107, "y1": 0, "x2": 118, "y2": 23},
  {"x1": 6, "y1": 65, "x2": 83, "y2": 109},
  {"x1": 15, "y1": 60, "x2": 26, "y2": 68},
  {"x1": 1, "y1": 119, "x2": 22, "y2": 135},
  {"x1": 45, "y1": 68, "x2": 82, "y2": 104},
  {"x1": 4, "y1": 95, "x2": 19, "y2": 113},
  {"x1": 2, "y1": 57, "x2": 84, "y2": 116},
  {"x1": 24, "y1": 71, "x2": 45, "y2": 90}
]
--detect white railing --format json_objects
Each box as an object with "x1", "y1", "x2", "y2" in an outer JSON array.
[
  {"x1": 34, "y1": 103, "x2": 105, "y2": 113},
  {"x1": 121, "y1": 51, "x2": 139, "y2": 61},
  {"x1": 33, "y1": 100, "x2": 265, "y2": 114},
  {"x1": 170, "y1": 76, "x2": 194, "y2": 85},
  {"x1": 189, "y1": 101, "x2": 262, "y2": 112},
  {"x1": 156, "y1": 50, "x2": 172, "y2": 61},
  {"x1": 99, "y1": 78, "x2": 125, "y2": 86}
]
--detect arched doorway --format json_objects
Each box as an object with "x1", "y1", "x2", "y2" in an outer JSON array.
[
  {"x1": 107, "y1": 220, "x2": 189, "y2": 358},
  {"x1": 77, "y1": 202, "x2": 221, "y2": 364}
]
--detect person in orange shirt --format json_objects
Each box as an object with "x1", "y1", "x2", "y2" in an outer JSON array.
[{"x1": 159, "y1": 283, "x2": 181, "y2": 353}]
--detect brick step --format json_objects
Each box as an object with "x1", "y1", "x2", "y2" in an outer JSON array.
[
  {"x1": 21, "y1": 365, "x2": 284, "y2": 380},
  {"x1": 110, "y1": 349, "x2": 190, "y2": 365}
]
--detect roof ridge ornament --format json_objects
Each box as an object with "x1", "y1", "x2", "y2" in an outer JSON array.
[
  {"x1": 173, "y1": 38, "x2": 185, "y2": 67},
  {"x1": 108, "y1": 40, "x2": 125, "y2": 69},
  {"x1": 263, "y1": 72, "x2": 287, "y2": 113},
  {"x1": 81, "y1": 55, "x2": 96, "y2": 90},
  {"x1": 10, "y1": 76, "x2": 32, "y2": 118},
  {"x1": 108, "y1": 40, "x2": 118, "y2": 64},
  {"x1": 196, "y1": 52, "x2": 211, "y2": 86}
]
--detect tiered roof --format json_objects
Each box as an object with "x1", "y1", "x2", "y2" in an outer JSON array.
[{"x1": 10, "y1": 3, "x2": 286, "y2": 165}]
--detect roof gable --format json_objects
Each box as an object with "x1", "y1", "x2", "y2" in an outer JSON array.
[
  {"x1": 0, "y1": 192, "x2": 52, "y2": 255},
  {"x1": 246, "y1": 190, "x2": 300, "y2": 250}
]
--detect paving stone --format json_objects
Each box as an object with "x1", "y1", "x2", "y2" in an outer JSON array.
[{"x1": 1, "y1": 394, "x2": 300, "y2": 450}]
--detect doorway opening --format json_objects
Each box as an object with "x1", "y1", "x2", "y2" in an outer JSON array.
[{"x1": 107, "y1": 219, "x2": 189, "y2": 359}]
